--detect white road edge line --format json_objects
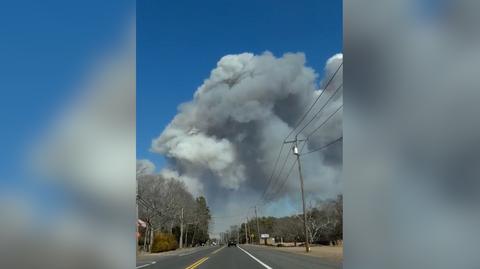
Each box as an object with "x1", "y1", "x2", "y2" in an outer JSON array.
[
  {"x1": 237, "y1": 245, "x2": 273, "y2": 269},
  {"x1": 136, "y1": 261, "x2": 156, "y2": 269}
]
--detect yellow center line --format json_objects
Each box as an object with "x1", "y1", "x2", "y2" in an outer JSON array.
[
  {"x1": 185, "y1": 257, "x2": 209, "y2": 269},
  {"x1": 185, "y1": 246, "x2": 223, "y2": 269},
  {"x1": 211, "y1": 246, "x2": 225, "y2": 255}
]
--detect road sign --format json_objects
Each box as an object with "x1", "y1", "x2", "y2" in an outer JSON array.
[{"x1": 261, "y1": 234, "x2": 269, "y2": 239}]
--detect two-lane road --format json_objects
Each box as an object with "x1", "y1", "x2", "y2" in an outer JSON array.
[{"x1": 137, "y1": 245, "x2": 341, "y2": 269}]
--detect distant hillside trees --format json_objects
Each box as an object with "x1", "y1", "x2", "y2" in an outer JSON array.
[{"x1": 229, "y1": 195, "x2": 342, "y2": 246}]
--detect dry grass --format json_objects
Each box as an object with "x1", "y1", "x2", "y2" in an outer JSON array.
[{"x1": 258, "y1": 244, "x2": 343, "y2": 264}]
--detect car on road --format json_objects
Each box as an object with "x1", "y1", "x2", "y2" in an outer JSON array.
[{"x1": 227, "y1": 240, "x2": 237, "y2": 247}]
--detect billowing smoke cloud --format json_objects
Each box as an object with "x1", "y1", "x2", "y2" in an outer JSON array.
[
  {"x1": 159, "y1": 168, "x2": 204, "y2": 197},
  {"x1": 151, "y1": 52, "x2": 342, "y2": 232},
  {"x1": 137, "y1": 159, "x2": 156, "y2": 175}
]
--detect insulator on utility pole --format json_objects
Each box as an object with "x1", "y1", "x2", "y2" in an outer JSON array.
[{"x1": 293, "y1": 145, "x2": 299, "y2": 155}]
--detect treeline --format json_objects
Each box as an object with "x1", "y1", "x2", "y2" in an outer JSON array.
[
  {"x1": 225, "y1": 195, "x2": 342, "y2": 246},
  {"x1": 137, "y1": 173, "x2": 211, "y2": 252}
]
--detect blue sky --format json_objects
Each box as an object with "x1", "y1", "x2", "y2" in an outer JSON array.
[
  {"x1": 137, "y1": 0, "x2": 343, "y2": 169},
  {"x1": 0, "y1": 1, "x2": 133, "y2": 183}
]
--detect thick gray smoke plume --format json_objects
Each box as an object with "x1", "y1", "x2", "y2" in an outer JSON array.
[
  {"x1": 151, "y1": 52, "x2": 342, "y2": 232},
  {"x1": 137, "y1": 159, "x2": 156, "y2": 175}
]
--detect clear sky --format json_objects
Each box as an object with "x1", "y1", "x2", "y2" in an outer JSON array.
[
  {"x1": 137, "y1": 0, "x2": 343, "y2": 168},
  {"x1": 0, "y1": 0, "x2": 133, "y2": 183}
]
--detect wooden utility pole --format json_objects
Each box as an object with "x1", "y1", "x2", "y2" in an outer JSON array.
[
  {"x1": 244, "y1": 221, "x2": 248, "y2": 244},
  {"x1": 285, "y1": 136, "x2": 310, "y2": 252},
  {"x1": 255, "y1": 206, "x2": 261, "y2": 244},
  {"x1": 247, "y1": 217, "x2": 253, "y2": 244},
  {"x1": 237, "y1": 228, "x2": 240, "y2": 244},
  {"x1": 179, "y1": 207, "x2": 184, "y2": 248},
  {"x1": 185, "y1": 223, "x2": 189, "y2": 247}
]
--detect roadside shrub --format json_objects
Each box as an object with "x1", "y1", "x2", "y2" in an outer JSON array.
[{"x1": 151, "y1": 233, "x2": 178, "y2": 253}]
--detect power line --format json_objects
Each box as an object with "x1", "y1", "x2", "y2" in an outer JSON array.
[
  {"x1": 295, "y1": 84, "x2": 343, "y2": 137},
  {"x1": 254, "y1": 61, "x2": 343, "y2": 208},
  {"x1": 305, "y1": 105, "x2": 343, "y2": 139},
  {"x1": 265, "y1": 157, "x2": 298, "y2": 203},
  {"x1": 230, "y1": 144, "x2": 343, "y2": 243},
  {"x1": 302, "y1": 136, "x2": 343, "y2": 156},
  {"x1": 265, "y1": 141, "x2": 306, "y2": 202},
  {"x1": 258, "y1": 98, "x2": 342, "y2": 205},
  {"x1": 284, "y1": 62, "x2": 343, "y2": 140},
  {"x1": 137, "y1": 196, "x2": 163, "y2": 219},
  {"x1": 255, "y1": 143, "x2": 286, "y2": 206},
  {"x1": 259, "y1": 92, "x2": 340, "y2": 205},
  {"x1": 264, "y1": 141, "x2": 306, "y2": 205},
  {"x1": 137, "y1": 196, "x2": 154, "y2": 210},
  {"x1": 265, "y1": 103, "x2": 342, "y2": 202},
  {"x1": 262, "y1": 149, "x2": 293, "y2": 203},
  {"x1": 266, "y1": 105, "x2": 342, "y2": 201},
  {"x1": 259, "y1": 85, "x2": 342, "y2": 205}
]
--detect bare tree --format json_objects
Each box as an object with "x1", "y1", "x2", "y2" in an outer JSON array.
[
  {"x1": 137, "y1": 173, "x2": 207, "y2": 252},
  {"x1": 306, "y1": 202, "x2": 322, "y2": 244},
  {"x1": 272, "y1": 216, "x2": 303, "y2": 244},
  {"x1": 229, "y1": 195, "x2": 343, "y2": 247}
]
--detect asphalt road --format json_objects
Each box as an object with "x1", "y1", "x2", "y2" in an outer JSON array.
[{"x1": 137, "y1": 245, "x2": 341, "y2": 269}]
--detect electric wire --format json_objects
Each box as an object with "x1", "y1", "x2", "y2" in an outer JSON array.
[{"x1": 284, "y1": 62, "x2": 343, "y2": 140}]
